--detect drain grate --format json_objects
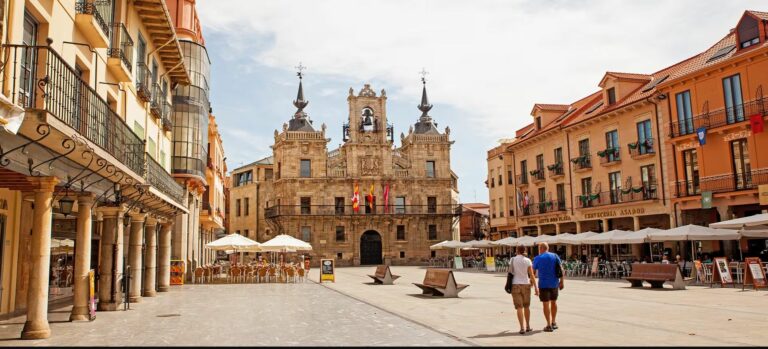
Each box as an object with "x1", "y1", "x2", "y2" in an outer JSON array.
[{"x1": 156, "y1": 313, "x2": 181, "y2": 318}]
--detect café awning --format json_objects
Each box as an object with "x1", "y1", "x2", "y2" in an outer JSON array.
[{"x1": 648, "y1": 224, "x2": 740, "y2": 242}]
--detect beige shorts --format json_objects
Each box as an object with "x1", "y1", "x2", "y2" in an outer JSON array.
[{"x1": 511, "y1": 284, "x2": 531, "y2": 309}]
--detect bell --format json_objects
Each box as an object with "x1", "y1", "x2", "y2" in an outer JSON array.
[{"x1": 363, "y1": 114, "x2": 373, "y2": 126}]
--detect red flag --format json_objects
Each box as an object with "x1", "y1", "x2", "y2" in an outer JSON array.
[
  {"x1": 750, "y1": 114, "x2": 764, "y2": 134},
  {"x1": 352, "y1": 183, "x2": 360, "y2": 213},
  {"x1": 383, "y1": 183, "x2": 390, "y2": 212},
  {"x1": 368, "y1": 184, "x2": 375, "y2": 209}
]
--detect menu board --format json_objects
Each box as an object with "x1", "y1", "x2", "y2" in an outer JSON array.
[
  {"x1": 485, "y1": 257, "x2": 496, "y2": 272},
  {"x1": 320, "y1": 259, "x2": 335, "y2": 283},
  {"x1": 712, "y1": 257, "x2": 733, "y2": 286},
  {"x1": 743, "y1": 257, "x2": 767, "y2": 290},
  {"x1": 454, "y1": 256, "x2": 464, "y2": 270},
  {"x1": 170, "y1": 260, "x2": 185, "y2": 285}
]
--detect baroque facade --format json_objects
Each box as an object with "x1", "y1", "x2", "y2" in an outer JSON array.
[{"x1": 232, "y1": 74, "x2": 460, "y2": 266}]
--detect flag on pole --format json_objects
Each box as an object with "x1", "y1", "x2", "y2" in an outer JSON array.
[
  {"x1": 383, "y1": 183, "x2": 390, "y2": 212},
  {"x1": 368, "y1": 183, "x2": 375, "y2": 209},
  {"x1": 352, "y1": 183, "x2": 360, "y2": 213}
]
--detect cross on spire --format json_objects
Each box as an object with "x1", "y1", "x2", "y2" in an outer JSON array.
[
  {"x1": 419, "y1": 67, "x2": 429, "y2": 84},
  {"x1": 295, "y1": 62, "x2": 306, "y2": 79}
]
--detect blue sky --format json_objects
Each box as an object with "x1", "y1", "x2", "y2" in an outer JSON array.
[{"x1": 199, "y1": 0, "x2": 765, "y2": 203}]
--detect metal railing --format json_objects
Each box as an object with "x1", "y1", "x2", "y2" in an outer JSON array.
[
  {"x1": 598, "y1": 147, "x2": 621, "y2": 165},
  {"x1": 516, "y1": 174, "x2": 528, "y2": 185},
  {"x1": 547, "y1": 163, "x2": 564, "y2": 177},
  {"x1": 570, "y1": 154, "x2": 592, "y2": 171},
  {"x1": 676, "y1": 168, "x2": 768, "y2": 197},
  {"x1": 135, "y1": 62, "x2": 151, "y2": 102},
  {"x1": 670, "y1": 97, "x2": 768, "y2": 138},
  {"x1": 146, "y1": 153, "x2": 184, "y2": 205},
  {"x1": 265, "y1": 204, "x2": 461, "y2": 218},
  {"x1": 1, "y1": 44, "x2": 144, "y2": 175},
  {"x1": 75, "y1": 0, "x2": 112, "y2": 37},
  {"x1": 628, "y1": 138, "x2": 655, "y2": 159},
  {"x1": 108, "y1": 23, "x2": 133, "y2": 72},
  {"x1": 150, "y1": 82, "x2": 163, "y2": 117},
  {"x1": 520, "y1": 201, "x2": 567, "y2": 217},
  {"x1": 162, "y1": 108, "x2": 173, "y2": 132},
  {"x1": 530, "y1": 169, "x2": 545, "y2": 182},
  {"x1": 575, "y1": 183, "x2": 658, "y2": 208}
]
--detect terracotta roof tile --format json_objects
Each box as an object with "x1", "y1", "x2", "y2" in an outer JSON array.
[{"x1": 747, "y1": 10, "x2": 768, "y2": 21}]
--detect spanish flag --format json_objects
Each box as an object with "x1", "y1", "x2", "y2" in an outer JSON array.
[
  {"x1": 368, "y1": 183, "x2": 375, "y2": 209},
  {"x1": 352, "y1": 183, "x2": 360, "y2": 213}
]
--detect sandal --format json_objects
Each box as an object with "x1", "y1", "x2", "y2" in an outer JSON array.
[
  {"x1": 552, "y1": 323, "x2": 558, "y2": 330},
  {"x1": 543, "y1": 325, "x2": 553, "y2": 332},
  {"x1": 519, "y1": 329, "x2": 526, "y2": 335},
  {"x1": 526, "y1": 327, "x2": 532, "y2": 332}
]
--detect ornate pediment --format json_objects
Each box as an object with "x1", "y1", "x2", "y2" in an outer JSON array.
[
  {"x1": 360, "y1": 156, "x2": 381, "y2": 176},
  {"x1": 358, "y1": 84, "x2": 376, "y2": 97}
]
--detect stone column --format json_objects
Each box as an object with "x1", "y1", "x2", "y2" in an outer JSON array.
[
  {"x1": 575, "y1": 221, "x2": 582, "y2": 234},
  {"x1": 20, "y1": 177, "x2": 58, "y2": 340},
  {"x1": 633, "y1": 216, "x2": 641, "y2": 231},
  {"x1": 70, "y1": 192, "x2": 95, "y2": 322},
  {"x1": 555, "y1": 223, "x2": 561, "y2": 234},
  {"x1": 143, "y1": 217, "x2": 158, "y2": 297},
  {"x1": 536, "y1": 225, "x2": 542, "y2": 236},
  {"x1": 601, "y1": 218, "x2": 609, "y2": 232},
  {"x1": 128, "y1": 212, "x2": 146, "y2": 303},
  {"x1": 97, "y1": 205, "x2": 127, "y2": 311},
  {"x1": 158, "y1": 222, "x2": 173, "y2": 292}
]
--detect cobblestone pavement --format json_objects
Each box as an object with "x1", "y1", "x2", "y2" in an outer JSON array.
[
  {"x1": 0, "y1": 280, "x2": 467, "y2": 346},
  {"x1": 309, "y1": 266, "x2": 768, "y2": 346}
]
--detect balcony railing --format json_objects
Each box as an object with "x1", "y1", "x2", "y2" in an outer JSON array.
[
  {"x1": 162, "y1": 108, "x2": 173, "y2": 132},
  {"x1": 265, "y1": 204, "x2": 461, "y2": 218},
  {"x1": 75, "y1": 0, "x2": 111, "y2": 37},
  {"x1": 670, "y1": 97, "x2": 768, "y2": 138},
  {"x1": 628, "y1": 139, "x2": 655, "y2": 159},
  {"x1": 520, "y1": 201, "x2": 567, "y2": 217},
  {"x1": 547, "y1": 163, "x2": 564, "y2": 178},
  {"x1": 136, "y1": 62, "x2": 151, "y2": 102},
  {"x1": 516, "y1": 174, "x2": 528, "y2": 186},
  {"x1": 570, "y1": 154, "x2": 592, "y2": 171},
  {"x1": 146, "y1": 153, "x2": 184, "y2": 205},
  {"x1": 575, "y1": 183, "x2": 658, "y2": 208},
  {"x1": 108, "y1": 23, "x2": 133, "y2": 72},
  {"x1": 1, "y1": 44, "x2": 144, "y2": 175},
  {"x1": 530, "y1": 169, "x2": 545, "y2": 182},
  {"x1": 598, "y1": 147, "x2": 621, "y2": 165},
  {"x1": 676, "y1": 168, "x2": 768, "y2": 197},
  {"x1": 150, "y1": 82, "x2": 163, "y2": 117}
]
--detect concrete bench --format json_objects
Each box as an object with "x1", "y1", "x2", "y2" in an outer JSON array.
[
  {"x1": 367, "y1": 265, "x2": 401, "y2": 285},
  {"x1": 413, "y1": 268, "x2": 468, "y2": 298},
  {"x1": 626, "y1": 263, "x2": 685, "y2": 290}
]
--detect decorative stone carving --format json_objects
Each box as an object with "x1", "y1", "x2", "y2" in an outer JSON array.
[
  {"x1": 358, "y1": 84, "x2": 376, "y2": 97},
  {"x1": 381, "y1": 89, "x2": 386, "y2": 97},
  {"x1": 360, "y1": 156, "x2": 381, "y2": 176},
  {"x1": 283, "y1": 123, "x2": 288, "y2": 132},
  {"x1": 274, "y1": 130, "x2": 279, "y2": 137},
  {"x1": 445, "y1": 126, "x2": 450, "y2": 136},
  {"x1": 349, "y1": 87, "x2": 354, "y2": 96}
]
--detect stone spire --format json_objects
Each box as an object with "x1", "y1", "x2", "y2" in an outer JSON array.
[
  {"x1": 287, "y1": 63, "x2": 315, "y2": 131},
  {"x1": 413, "y1": 69, "x2": 440, "y2": 135}
]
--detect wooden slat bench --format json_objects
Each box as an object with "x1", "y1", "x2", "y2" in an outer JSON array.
[
  {"x1": 625, "y1": 263, "x2": 686, "y2": 290},
  {"x1": 367, "y1": 265, "x2": 401, "y2": 285},
  {"x1": 412, "y1": 268, "x2": 468, "y2": 297}
]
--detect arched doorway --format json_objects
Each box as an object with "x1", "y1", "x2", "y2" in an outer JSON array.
[{"x1": 360, "y1": 231, "x2": 382, "y2": 265}]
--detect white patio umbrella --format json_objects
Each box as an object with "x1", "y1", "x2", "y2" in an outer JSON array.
[
  {"x1": 557, "y1": 231, "x2": 598, "y2": 245},
  {"x1": 206, "y1": 233, "x2": 261, "y2": 251},
  {"x1": 534, "y1": 234, "x2": 558, "y2": 244},
  {"x1": 648, "y1": 224, "x2": 740, "y2": 242},
  {"x1": 430, "y1": 240, "x2": 469, "y2": 250},
  {"x1": 515, "y1": 235, "x2": 538, "y2": 247},
  {"x1": 468, "y1": 239, "x2": 497, "y2": 248},
  {"x1": 582, "y1": 230, "x2": 633, "y2": 244},
  {"x1": 260, "y1": 234, "x2": 313, "y2": 252},
  {"x1": 709, "y1": 213, "x2": 768, "y2": 229},
  {"x1": 492, "y1": 236, "x2": 518, "y2": 247},
  {"x1": 738, "y1": 226, "x2": 768, "y2": 238},
  {"x1": 552, "y1": 233, "x2": 575, "y2": 244}
]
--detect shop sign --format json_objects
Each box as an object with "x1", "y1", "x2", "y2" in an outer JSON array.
[
  {"x1": 485, "y1": 257, "x2": 496, "y2": 272},
  {"x1": 583, "y1": 208, "x2": 645, "y2": 220},
  {"x1": 696, "y1": 127, "x2": 707, "y2": 145},
  {"x1": 722, "y1": 130, "x2": 751, "y2": 142},
  {"x1": 678, "y1": 142, "x2": 698, "y2": 150},
  {"x1": 539, "y1": 215, "x2": 571, "y2": 224},
  {"x1": 320, "y1": 259, "x2": 335, "y2": 283},
  {"x1": 759, "y1": 185, "x2": 768, "y2": 206},
  {"x1": 712, "y1": 257, "x2": 733, "y2": 286},
  {"x1": 743, "y1": 257, "x2": 766, "y2": 290},
  {"x1": 454, "y1": 256, "x2": 464, "y2": 270}
]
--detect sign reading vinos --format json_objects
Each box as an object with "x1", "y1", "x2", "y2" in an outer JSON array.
[{"x1": 583, "y1": 207, "x2": 645, "y2": 219}]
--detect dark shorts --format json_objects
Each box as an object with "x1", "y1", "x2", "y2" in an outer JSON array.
[{"x1": 539, "y1": 287, "x2": 559, "y2": 302}]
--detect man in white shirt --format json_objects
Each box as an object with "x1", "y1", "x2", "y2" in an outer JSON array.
[{"x1": 509, "y1": 246, "x2": 538, "y2": 334}]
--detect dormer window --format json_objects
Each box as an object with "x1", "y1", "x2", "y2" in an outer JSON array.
[
  {"x1": 607, "y1": 87, "x2": 616, "y2": 105},
  {"x1": 535, "y1": 116, "x2": 542, "y2": 130},
  {"x1": 737, "y1": 14, "x2": 760, "y2": 49}
]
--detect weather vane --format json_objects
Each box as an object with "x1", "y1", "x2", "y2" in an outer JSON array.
[
  {"x1": 296, "y1": 62, "x2": 306, "y2": 79},
  {"x1": 419, "y1": 67, "x2": 429, "y2": 84}
]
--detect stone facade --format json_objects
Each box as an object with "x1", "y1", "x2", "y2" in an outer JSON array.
[{"x1": 239, "y1": 79, "x2": 460, "y2": 266}]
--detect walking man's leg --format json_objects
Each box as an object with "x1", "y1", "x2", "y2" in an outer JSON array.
[
  {"x1": 551, "y1": 300, "x2": 558, "y2": 328},
  {"x1": 542, "y1": 300, "x2": 551, "y2": 326}
]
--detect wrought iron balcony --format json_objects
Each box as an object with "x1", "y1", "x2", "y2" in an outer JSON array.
[
  {"x1": 265, "y1": 204, "x2": 462, "y2": 218},
  {"x1": 570, "y1": 154, "x2": 592, "y2": 172},
  {"x1": 530, "y1": 169, "x2": 545, "y2": 183},
  {"x1": 547, "y1": 163, "x2": 564, "y2": 178},
  {"x1": 598, "y1": 147, "x2": 621, "y2": 165},
  {"x1": 107, "y1": 23, "x2": 133, "y2": 73},
  {"x1": 162, "y1": 109, "x2": 173, "y2": 132},
  {"x1": 675, "y1": 168, "x2": 768, "y2": 197},
  {"x1": 75, "y1": 0, "x2": 111, "y2": 37},
  {"x1": 520, "y1": 201, "x2": 567, "y2": 217},
  {"x1": 146, "y1": 153, "x2": 184, "y2": 205},
  {"x1": 575, "y1": 183, "x2": 658, "y2": 208},
  {"x1": 669, "y1": 97, "x2": 768, "y2": 138},
  {"x1": 136, "y1": 62, "x2": 151, "y2": 102},
  {"x1": 2, "y1": 44, "x2": 144, "y2": 176},
  {"x1": 628, "y1": 139, "x2": 655, "y2": 159},
  {"x1": 516, "y1": 174, "x2": 528, "y2": 186},
  {"x1": 150, "y1": 82, "x2": 163, "y2": 118}
]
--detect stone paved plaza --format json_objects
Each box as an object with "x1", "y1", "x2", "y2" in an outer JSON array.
[{"x1": 1, "y1": 266, "x2": 767, "y2": 346}]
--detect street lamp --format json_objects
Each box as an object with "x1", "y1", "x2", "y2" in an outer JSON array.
[{"x1": 59, "y1": 196, "x2": 75, "y2": 217}]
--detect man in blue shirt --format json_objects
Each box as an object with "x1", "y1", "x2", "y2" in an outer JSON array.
[{"x1": 533, "y1": 242, "x2": 564, "y2": 332}]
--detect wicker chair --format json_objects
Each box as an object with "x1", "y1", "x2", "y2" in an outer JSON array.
[{"x1": 194, "y1": 267, "x2": 205, "y2": 284}]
